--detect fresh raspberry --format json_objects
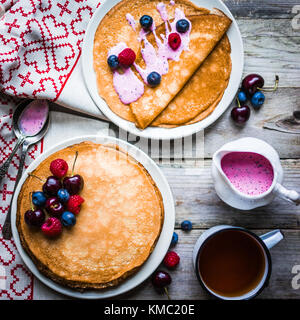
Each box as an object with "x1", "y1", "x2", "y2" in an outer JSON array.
[
  {"x1": 50, "y1": 159, "x2": 68, "y2": 178},
  {"x1": 168, "y1": 33, "x2": 181, "y2": 50},
  {"x1": 41, "y1": 217, "x2": 62, "y2": 237},
  {"x1": 67, "y1": 195, "x2": 84, "y2": 215},
  {"x1": 118, "y1": 48, "x2": 136, "y2": 67},
  {"x1": 163, "y1": 251, "x2": 180, "y2": 268}
]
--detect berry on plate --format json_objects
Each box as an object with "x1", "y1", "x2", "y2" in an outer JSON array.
[
  {"x1": 61, "y1": 211, "x2": 76, "y2": 227},
  {"x1": 25, "y1": 209, "x2": 45, "y2": 227},
  {"x1": 139, "y1": 15, "x2": 153, "y2": 30},
  {"x1": 32, "y1": 191, "x2": 47, "y2": 207},
  {"x1": 57, "y1": 188, "x2": 70, "y2": 203},
  {"x1": 41, "y1": 217, "x2": 62, "y2": 237},
  {"x1": 171, "y1": 231, "x2": 178, "y2": 246},
  {"x1": 63, "y1": 151, "x2": 84, "y2": 195},
  {"x1": 251, "y1": 91, "x2": 265, "y2": 109},
  {"x1": 168, "y1": 32, "x2": 181, "y2": 50},
  {"x1": 45, "y1": 197, "x2": 64, "y2": 216},
  {"x1": 118, "y1": 48, "x2": 136, "y2": 67},
  {"x1": 67, "y1": 195, "x2": 84, "y2": 215},
  {"x1": 107, "y1": 55, "x2": 119, "y2": 70},
  {"x1": 50, "y1": 159, "x2": 68, "y2": 178},
  {"x1": 147, "y1": 72, "x2": 161, "y2": 87},
  {"x1": 176, "y1": 19, "x2": 190, "y2": 33},
  {"x1": 163, "y1": 251, "x2": 180, "y2": 268},
  {"x1": 42, "y1": 176, "x2": 62, "y2": 196},
  {"x1": 181, "y1": 220, "x2": 192, "y2": 231}
]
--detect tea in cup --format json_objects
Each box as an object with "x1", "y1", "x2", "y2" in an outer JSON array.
[{"x1": 192, "y1": 225, "x2": 283, "y2": 300}]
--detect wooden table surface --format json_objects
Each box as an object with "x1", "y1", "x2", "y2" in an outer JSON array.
[{"x1": 121, "y1": 0, "x2": 300, "y2": 300}]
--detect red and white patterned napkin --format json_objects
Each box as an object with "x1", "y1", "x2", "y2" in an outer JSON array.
[
  {"x1": 0, "y1": 0, "x2": 103, "y2": 116},
  {"x1": 0, "y1": 0, "x2": 105, "y2": 300},
  {"x1": 0, "y1": 96, "x2": 41, "y2": 300}
]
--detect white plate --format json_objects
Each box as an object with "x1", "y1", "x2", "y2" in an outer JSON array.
[
  {"x1": 82, "y1": 0, "x2": 244, "y2": 140},
  {"x1": 11, "y1": 135, "x2": 175, "y2": 299}
]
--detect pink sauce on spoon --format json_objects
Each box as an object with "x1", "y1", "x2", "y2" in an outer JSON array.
[{"x1": 18, "y1": 100, "x2": 49, "y2": 136}]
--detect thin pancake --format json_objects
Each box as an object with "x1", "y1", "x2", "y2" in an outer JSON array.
[
  {"x1": 130, "y1": 14, "x2": 232, "y2": 129},
  {"x1": 17, "y1": 142, "x2": 164, "y2": 289},
  {"x1": 152, "y1": 35, "x2": 231, "y2": 127},
  {"x1": 93, "y1": 0, "x2": 209, "y2": 122}
]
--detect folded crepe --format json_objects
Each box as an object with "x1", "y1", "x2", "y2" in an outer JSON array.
[
  {"x1": 130, "y1": 14, "x2": 232, "y2": 129},
  {"x1": 152, "y1": 35, "x2": 231, "y2": 127}
]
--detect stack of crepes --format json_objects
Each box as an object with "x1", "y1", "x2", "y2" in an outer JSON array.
[{"x1": 93, "y1": 0, "x2": 232, "y2": 129}]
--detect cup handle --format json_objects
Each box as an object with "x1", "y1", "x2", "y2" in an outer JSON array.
[
  {"x1": 260, "y1": 229, "x2": 284, "y2": 250},
  {"x1": 274, "y1": 183, "x2": 300, "y2": 205}
]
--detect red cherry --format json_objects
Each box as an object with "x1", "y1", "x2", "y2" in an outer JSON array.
[
  {"x1": 242, "y1": 74, "x2": 264, "y2": 97},
  {"x1": 168, "y1": 33, "x2": 181, "y2": 50},
  {"x1": 231, "y1": 105, "x2": 251, "y2": 124},
  {"x1": 152, "y1": 270, "x2": 172, "y2": 289}
]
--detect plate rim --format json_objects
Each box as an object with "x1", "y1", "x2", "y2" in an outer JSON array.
[
  {"x1": 11, "y1": 135, "x2": 175, "y2": 299},
  {"x1": 81, "y1": 0, "x2": 244, "y2": 140}
]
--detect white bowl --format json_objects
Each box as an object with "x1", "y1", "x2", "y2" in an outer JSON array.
[
  {"x1": 82, "y1": 0, "x2": 244, "y2": 140},
  {"x1": 11, "y1": 135, "x2": 175, "y2": 299}
]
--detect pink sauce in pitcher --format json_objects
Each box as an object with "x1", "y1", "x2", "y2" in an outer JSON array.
[{"x1": 221, "y1": 152, "x2": 274, "y2": 196}]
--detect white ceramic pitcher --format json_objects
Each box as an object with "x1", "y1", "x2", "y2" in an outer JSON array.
[{"x1": 212, "y1": 137, "x2": 300, "y2": 210}]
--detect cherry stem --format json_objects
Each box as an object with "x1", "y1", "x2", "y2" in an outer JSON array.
[
  {"x1": 72, "y1": 151, "x2": 78, "y2": 176},
  {"x1": 164, "y1": 287, "x2": 171, "y2": 300},
  {"x1": 29, "y1": 192, "x2": 34, "y2": 211},
  {"x1": 236, "y1": 97, "x2": 241, "y2": 108},
  {"x1": 258, "y1": 75, "x2": 279, "y2": 92},
  {"x1": 28, "y1": 173, "x2": 45, "y2": 183}
]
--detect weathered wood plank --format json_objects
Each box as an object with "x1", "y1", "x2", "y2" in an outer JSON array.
[
  {"x1": 204, "y1": 88, "x2": 300, "y2": 160},
  {"x1": 161, "y1": 160, "x2": 300, "y2": 229},
  {"x1": 123, "y1": 229, "x2": 300, "y2": 300},
  {"x1": 224, "y1": 0, "x2": 299, "y2": 19}
]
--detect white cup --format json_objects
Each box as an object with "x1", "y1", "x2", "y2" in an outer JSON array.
[{"x1": 192, "y1": 225, "x2": 283, "y2": 300}]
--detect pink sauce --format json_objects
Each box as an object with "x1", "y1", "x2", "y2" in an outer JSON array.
[
  {"x1": 19, "y1": 100, "x2": 49, "y2": 136},
  {"x1": 111, "y1": 2, "x2": 191, "y2": 102},
  {"x1": 108, "y1": 42, "x2": 144, "y2": 104},
  {"x1": 221, "y1": 152, "x2": 274, "y2": 196}
]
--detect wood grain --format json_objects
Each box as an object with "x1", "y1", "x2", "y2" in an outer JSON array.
[
  {"x1": 161, "y1": 160, "x2": 300, "y2": 229},
  {"x1": 122, "y1": 229, "x2": 300, "y2": 300},
  {"x1": 224, "y1": 0, "x2": 299, "y2": 19}
]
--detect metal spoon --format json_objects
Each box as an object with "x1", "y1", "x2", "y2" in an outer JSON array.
[{"x1": 2, "y1": 99, "x2": 50, "y2": 240}]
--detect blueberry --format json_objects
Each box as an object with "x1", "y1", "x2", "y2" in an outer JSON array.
[
  {"x1": 32, "y1": 191, "x2": 47, "y2": 207},
  {"x1": 107, "y1": 55, "x2": 119, "y2": 70},
  {"x1": 147, "y1": 72, "x2": 161, "y2": 87},
  {"x1": 251, "y1": 91, "x2": 265, "y2": 109},
  {"x1": 238, "y1": 91, "x2": 247, "y2": 103},
  {"x1": 57, "y1": 188, "x2": 70, "y2": 203},
  {"x1": 171, "y1": 232, "x2": 178, "y2": 246},
  {"x1": 61, "y1": 211, "x2": 76, "y2": 227},
  {"x1": 176, "y1": 19, "x2": 190, "y2": 33},
  {"x1": 181, "y1": 220, "x2": 192, "y2": 231},
  {"x1": 139, "y1": 15, "x2": 153, "y2": 30}
]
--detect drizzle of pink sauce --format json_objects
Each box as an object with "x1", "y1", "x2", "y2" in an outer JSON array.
[
  {"x1": 108, "y1": 42, "x2": 144, "y2": 105},
  {"x1": 111, "y1": 2, "x2": 191, "y2": 103},
  {"x1": 221, "y1": 152, "x2": 274, "y2": 196},
  {"x1": 19, "y1": 100, "x2": 49, "y2": 136}
]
